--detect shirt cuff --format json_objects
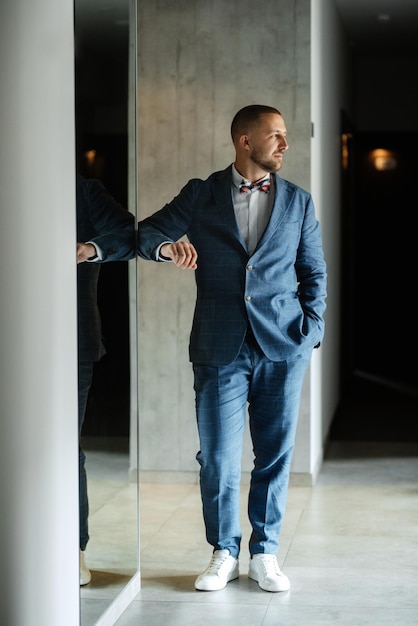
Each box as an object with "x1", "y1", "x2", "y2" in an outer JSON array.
[
  {"x1": 86, "y1": 241, "x2": 103, "y2": 261},
  {"x1": 156, "y1": 242, "x2": 173, "y2": 262}
]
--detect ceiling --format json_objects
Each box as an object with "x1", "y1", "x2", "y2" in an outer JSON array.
[
  {"x1": 334, "y1": 0, "x2": 418, "y2": 53},
  {"x1": 74, "y1": 0, "x2": 418, "y2": 56}
]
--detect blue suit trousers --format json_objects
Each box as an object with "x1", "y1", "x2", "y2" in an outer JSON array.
[{"x1": 193, "y1": 334, "x2": 311, "y2": 559}]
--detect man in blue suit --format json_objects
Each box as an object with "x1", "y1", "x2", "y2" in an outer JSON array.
[
  {"x1": 76, "y1": 175, "x2": 135, "y2": 585},
  {"x1": 137, "y1": 105, "x2": 327, "y2": 592}
]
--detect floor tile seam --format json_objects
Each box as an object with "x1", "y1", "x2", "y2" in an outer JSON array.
[
  {"x1": 145, "y1": 484, "x2": 200, "y2": 530},
  {"x1": 139, "y1": 484, "x2": 199, "y2": 508},
  {"x1": 139, "y1": 492, "x2": 198, "y2": 517},
  {"x1": 110, "y1": 596, "x2": 418, "y2": 612},
  {"x1": 89, "y1": 486, "x2": 134, "y2": 512},
  {"x1": 88, "y1": 476, "x2": 130, "y2": 487},
  {"x1": 117, "y1": 597, "x2": 274, "y2": 608},
  {"x1": 282, "y1": 565, "x2": 418, "y2": 579},
  {"x1": 286, "y1": 530, "x2": 418, "y2": 538},
  {"x1": 299, "y1": 502, "x2": 418, "y2": 509},
  {"x1": 280, "y1": 506, "x2": 306, "y2": 565},
  {"x1": 138, "y1": 521, "x2": 171, "y2": 546},
  {"x1": 111, "y1": 596, "x2": 418, "y2": 610},
  {"x1": 290, "y1": 600, "x2": 418, "y2": 610},
  {"x1": 139, "y1": 506, "x2": 197, "y2": 542}
]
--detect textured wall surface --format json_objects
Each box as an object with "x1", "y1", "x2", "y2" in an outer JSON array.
[{"x1": 136, "y1": 0, "x2": 312, "y2": 475}]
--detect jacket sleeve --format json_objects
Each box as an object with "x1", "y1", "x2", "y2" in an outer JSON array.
[
  {"x1": 137, "y1": 180, "x2": 196, "y2": 260},
  {"x1": 84, "y1": 179, "x2": 136, "y2": 262}
]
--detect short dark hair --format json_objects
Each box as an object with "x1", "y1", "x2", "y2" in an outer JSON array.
[{"x1": 231, "y1": 105, "x2": 281, "y2": 143}]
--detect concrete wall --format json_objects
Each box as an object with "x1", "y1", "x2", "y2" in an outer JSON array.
[{"x1": 136, "y1": 0, "x2": 323, "y2": 481}]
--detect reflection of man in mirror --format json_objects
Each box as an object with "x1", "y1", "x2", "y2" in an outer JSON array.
[{"x1": 76, "y1": 174, "x2": 135, "y2": 585}]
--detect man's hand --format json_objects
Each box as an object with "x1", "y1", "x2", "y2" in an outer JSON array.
[
  {"x1": 77, "y1": 242, "x2": 98, "y2": 264},
  {"x1": 161, "y1": 241, "x2": 198, "y2": 269}
]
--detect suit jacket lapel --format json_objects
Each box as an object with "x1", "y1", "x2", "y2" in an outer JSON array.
[
  {"x1": 210, "y1": 168, "x2": 295, "y2": 255},
  {"x1": 255, "y1": 174, "x2": 294, "y2": 251},
  {"x1": 211, "y1": 166, "x2": 247, "y2": 250}
]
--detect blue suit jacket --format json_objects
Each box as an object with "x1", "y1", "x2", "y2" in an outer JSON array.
[
  {"x1": 138, "y1": 165, "x2": 327, "y2": 365},
  {"x1": 77, "y1": 176, "x2": 136, "y2": 362}
]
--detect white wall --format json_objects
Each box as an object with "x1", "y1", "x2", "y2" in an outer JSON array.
[
  {"x1": 309, "y1": 0, "x2": 352, "y2": 477},
  {"x1": 0, "y1": 1, "x2": 79, "y2": 624}
]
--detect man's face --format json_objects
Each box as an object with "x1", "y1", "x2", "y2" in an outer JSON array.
[{"x1": 247, "y1": 113, "x2": 289, "y2": 173}]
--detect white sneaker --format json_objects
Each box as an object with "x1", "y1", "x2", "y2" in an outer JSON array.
[
  {"x1": 195, "y1": 549, "x2": 239, "y2": 591},
  {"x1": 248, "y1": 554, "x2": 290, "y2": 592},
  {"x1": 80, "y1": 550, "x2": 92, "y2": 586}
]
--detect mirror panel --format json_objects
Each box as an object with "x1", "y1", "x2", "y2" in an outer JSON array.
[{"x1": 75, "y1": 0, "x2": 139, "y2": 624}]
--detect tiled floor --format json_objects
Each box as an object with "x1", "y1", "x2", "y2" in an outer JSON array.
[
  {"x1": 82, "y1": 439, "x2": 418, "y2": 626},
  {"x1": 80, "y1": 439, "x2": 139, "y2": 626}
]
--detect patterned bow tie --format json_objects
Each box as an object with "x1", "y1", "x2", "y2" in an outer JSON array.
[{"x1": 239, "y1": 178, "x2": 270, "y2": 193}]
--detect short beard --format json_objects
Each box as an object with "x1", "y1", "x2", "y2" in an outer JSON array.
[{"x1": 250, "y1": 149, "x2": 282, "y2": 173}]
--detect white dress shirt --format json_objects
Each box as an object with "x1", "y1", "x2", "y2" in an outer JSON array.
[{"x1": 231, "y1": 164, "x2": 274, "y2": 255}]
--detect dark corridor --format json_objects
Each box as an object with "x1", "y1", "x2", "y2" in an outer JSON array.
[
  {"x1": 75, "y1": 5, "x2": 131, "y2": 437},
  {"x1": 331, "y1": 131, "x2": 418, "y2": 441}
]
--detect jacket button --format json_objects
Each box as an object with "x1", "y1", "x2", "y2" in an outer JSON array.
[
  {"x1": 247, "y1": 264, "x2": 253, "y2": 270},
  {"x1": 245, "y1": 295, "x2": 251, "y2": 301}
]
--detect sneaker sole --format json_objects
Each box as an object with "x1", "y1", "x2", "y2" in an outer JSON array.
[{"x1": 248, "y1": 569, "x2": 290, "y2": 592}]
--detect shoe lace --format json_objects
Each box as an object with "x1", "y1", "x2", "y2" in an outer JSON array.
[
  {"x1": 259, "y1": 554, "x2": 281, "y2": 577},
  {"x1": 205, "y1": 552, "x2": 229, "y2": 575}
]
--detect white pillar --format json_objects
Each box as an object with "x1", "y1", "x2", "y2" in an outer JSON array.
[{"x1": 0, "y1": 1, "x2": 79, "y2": 624}]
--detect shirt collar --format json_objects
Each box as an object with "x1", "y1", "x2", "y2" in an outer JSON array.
[
  {"x1": 232, "y1": 164, "x2": 272, "y2": 191},
  {"x1": 232, "y1": 164, "x2": 244, "y2": 191}
]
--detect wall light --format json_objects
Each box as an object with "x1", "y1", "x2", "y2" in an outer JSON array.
[
  {"x1": 84, "y1": 149, "x2": 96, "y2": 167},
  {"x1": 370, "y1": 148, "x2": 397, "y2": 171},
  {"x1": 341, "y1": 133, "x2": 351, "y2": 170}
]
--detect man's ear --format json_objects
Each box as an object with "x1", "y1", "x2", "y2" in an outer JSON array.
[{"x1": 239, "y1": 135, "x2": 251, "y2": 151}]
